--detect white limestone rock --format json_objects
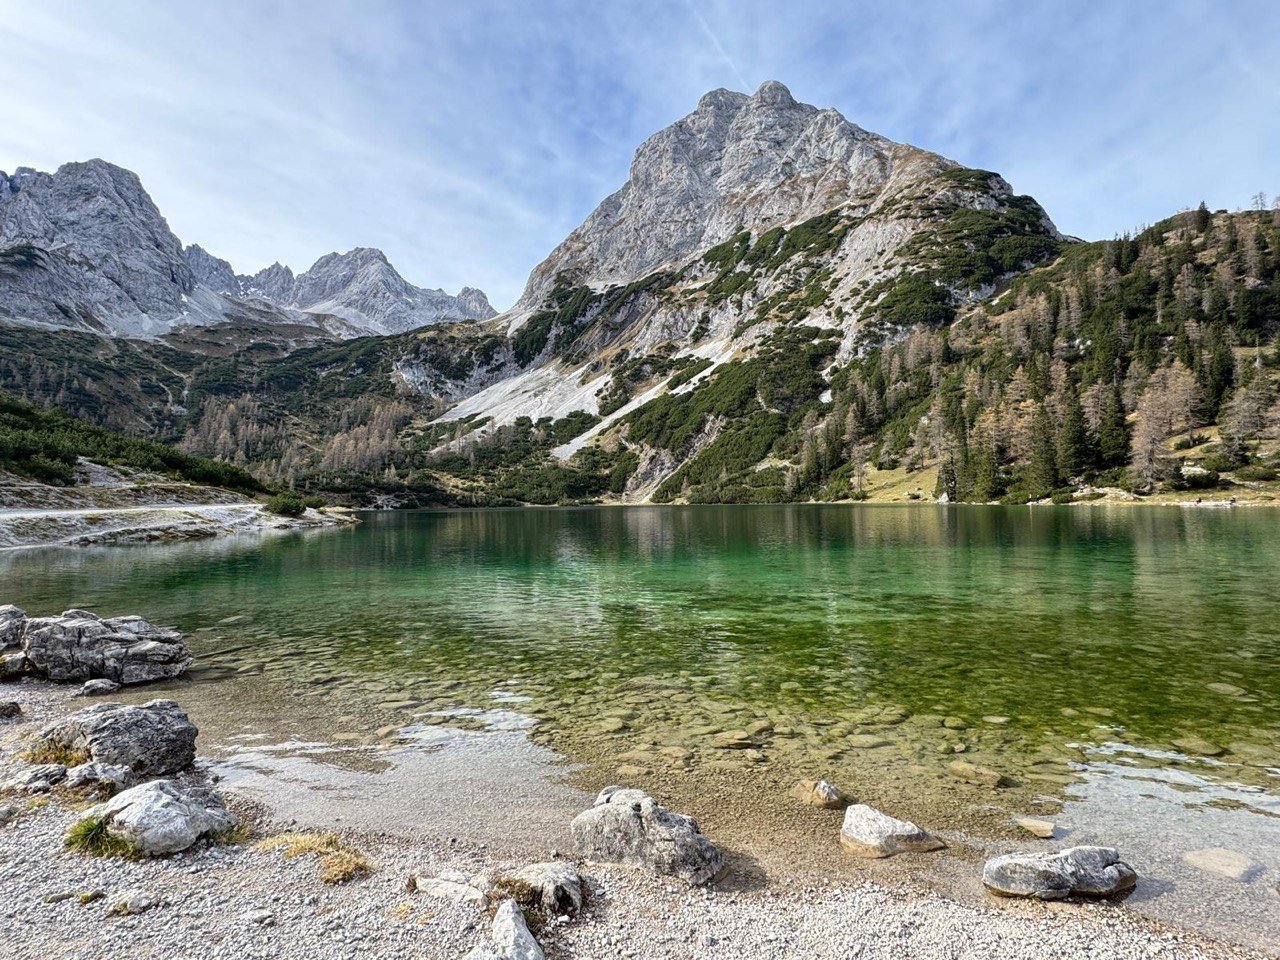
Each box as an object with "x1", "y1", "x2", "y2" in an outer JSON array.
[
  {"x1": 839, "y1": 803, "x2": 945, "y2": 858},
  {"x1": 571, "y1": 786, "x2": 725, "y2": 885},
  {"x1": 73, "y1": 779, "x2": 235, "y2": 856}
]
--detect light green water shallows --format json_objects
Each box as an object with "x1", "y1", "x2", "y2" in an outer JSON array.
[{"x1": 4, "y1": 504, "x2": 1279, "y2": 795}]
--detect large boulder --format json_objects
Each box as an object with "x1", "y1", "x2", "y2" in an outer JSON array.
[
  {"x1": 0, "y1": 605, "x2": 25, "y2": 647},
  {"x1": 571, "y1": 786, "x2": 725, "y2": 885},
  {"x1": 35, "y1": 700, "x2": 197, "y2": 776},
  {"x1": 463, "y1": 899, "x2": 545, "y2": 960},
  {"x1": 19, "y1": 609, "x2": 191, "y2": 684},
  {"x1": 839, "y1": 804, "x2": 946, "y2": 858},
  {"x1": 72, "y1": 779, "x2": 235, "y2": 856},
  {"x1": 982, "y1": 846, "x2": 1138, "y2": 900}
]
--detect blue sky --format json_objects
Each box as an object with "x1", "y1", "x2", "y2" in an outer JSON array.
[{"x1": 2, "y1": 1, "x2": 1278, "y2": 309}]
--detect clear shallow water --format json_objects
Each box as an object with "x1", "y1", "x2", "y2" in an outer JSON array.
[
  {"x1": 5, "y1": 504, "x2": 1278, "y2": 751},
  {"x1": 3, "y1": 505, "x2": 1280, "y2": 942}
]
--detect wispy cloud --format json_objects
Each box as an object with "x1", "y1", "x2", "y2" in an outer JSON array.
[{"x1": 1, "y1": 0, "x2": 1277, "y2": 307}]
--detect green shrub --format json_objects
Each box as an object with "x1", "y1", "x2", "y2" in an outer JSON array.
[
  {"x1": 1234, "y1": 465, "x2": 1278, "y2": 482},
  {"x1": 266, "y1": 492, "x2": 307, "y2": 517}
]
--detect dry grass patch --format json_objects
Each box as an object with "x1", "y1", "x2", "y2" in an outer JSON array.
[
  {"x1": 255, "y1": 832, "x2": 373, "y2": 884},
  {"x1": 20, "y1": 742, "x2": 89, "y2": 767}
]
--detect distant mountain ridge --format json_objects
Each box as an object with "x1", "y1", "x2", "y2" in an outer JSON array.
[{"x1": 0, "y1": 159, "x2": 494, "y2": 339}]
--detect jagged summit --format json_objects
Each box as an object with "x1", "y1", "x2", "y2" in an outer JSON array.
[
  {"x1": 505, "y1": 81, "x2": 914, "y2": 325},
  {"x1": 0, "y1": 160, "x2": 495, "y2": 339}
]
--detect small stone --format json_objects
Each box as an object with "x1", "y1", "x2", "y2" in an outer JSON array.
[
  {"x1": 74, "y1": 679, "x2": 121, "y2": 698},
  {"x1": 0, "y1": 805, "x2": 17, "y2": 827},
  {"x1": 711, "y1": 730, "x2": 754, "y2": 749},
  {"x1": 0, "y1": 700, "x2": 21, "y2": 719},
  {"x1": 846, "y1": 734, "x2": 892, "y2": 749},
  {"x1": 1173, "y1": 736, "x2": 1225, "y2": 757},
  {"x1": 839, "y1": 804, "x2": 945, "y2": 858},
  {"x1": 408, "y1": 871, "x2": 488, "y2": 904},
  {"x1": 789, "y1": 779, "x2": 848, "y2": 809},
  {"x1": 242, "y1": 909, "x2": 275, "y2": 926},
  {"x1": 942, "y1": 716, "x2": 967, "y2": 730},
  {"x1": 1016, "y1": 817, "x2": 1056, "y2": 838},
  {"x1": 1183, "y1": 848, "x2": 1259, "y2": 881},
  {"x1": 983, "y1": 715, "x2": 1011, "y2": 725},
  {"x1": 598, "y1": 717, "x2": 628, "y2": 734},
  {"x1": 107, "y1": 890, "x2": 160, "y2": 916},
  {"x1": 948, "y1": 760, "x2": 1008, "y2": 788},
  {"x1": 1206, "y1": 682, "x2": 1246, "y2": 697},
  {"x1": 497, "y1": 862, "x2": 583, "y2": 917}
]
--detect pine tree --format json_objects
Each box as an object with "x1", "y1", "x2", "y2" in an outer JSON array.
[
  {"x1": 1097, "y1": 380, "x2": 1130, "y2": 468},
  {"x1": 970, "y1": 434, "x2": 999, "y2": 502},
  {"x1": 1194, "y1": 201, "x2": 1211, "y2": 233},
  {"x1": 1026, "y1": 405, "x2": 1059, "y2": 496},
  {"x1": 1057, "y1": 384, "x2": 1088, "y2": 478}
]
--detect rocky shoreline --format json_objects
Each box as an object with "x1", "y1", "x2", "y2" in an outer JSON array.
[{"x1": 0, "y1": 609, "x2": 1272, "y2": 959}]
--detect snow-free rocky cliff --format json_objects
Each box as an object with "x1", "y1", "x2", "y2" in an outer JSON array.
[
  {"x1": 439, "y1": 80, "x2": 1060, "y2": 437},
  {"x1": 0, "y1": 160, "x2": 494, "y2": 338}
]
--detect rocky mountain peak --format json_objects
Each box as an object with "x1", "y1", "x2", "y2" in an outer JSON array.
[{"x1": 506, "y1": 82, "x2": 907, "y2": 323}]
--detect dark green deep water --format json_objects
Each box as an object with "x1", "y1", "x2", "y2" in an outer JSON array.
[{"x1": 4, "y1": 504, "x2": 1280, "y2": 761}]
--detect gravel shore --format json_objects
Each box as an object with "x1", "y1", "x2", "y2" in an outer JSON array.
[{"x1": 0, "y1": 681, "x2": 1271, "y2": 960}]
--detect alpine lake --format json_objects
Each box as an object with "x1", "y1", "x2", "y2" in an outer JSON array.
[{"x1": 4, "y1": 504, "x2": 1279, "y2": 948}]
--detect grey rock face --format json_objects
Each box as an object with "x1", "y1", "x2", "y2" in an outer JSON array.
[
  {"x1": 74, "y1": 779, "x2": 235, "y2": 855},
  {"x1": 839, "y1": 803, "x2": 945, "y2": 858},
  {"x1": 18, "y1": 609, "x2": 191, "y2": 684},
  {"x1": 244, "y1": 247, "x2": 496, "y2": 335},
  {"x1": 982, "y1": 846, "x2": 1138, "y2": 900},
  {"x1": 182, "y1": 244, "x2": 241, "y2": 295},
  {"x1": 571, "y1": 786, "x2": 725, "y2": 885},
  {"x1": 0, "y1": 160, "x2": 194, "y2": 336},
  {"x1": 508, "y1": 80, "x2": 909, "y2": 319},
  {"x1": 0, "y1": 160, "x2": 494, "y2": 339},
  {"x1": 36, "y1": 699, "x2": 197, "y2": 776}
]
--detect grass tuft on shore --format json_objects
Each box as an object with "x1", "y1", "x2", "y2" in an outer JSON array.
[
  {"x1": 21, "y1": 742, "x2": 90, "y2": 767},
  {"x1": 256, "y1": 832, "x2": 373, "y2": 884},
  {"x1": 64, "y1": 816, "x2": 138, "y2": 859}
]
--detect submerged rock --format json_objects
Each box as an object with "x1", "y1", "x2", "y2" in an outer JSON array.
[
  {"x1": 948, "y1": 760, "x2": 1008, "y2": 788},
  {"x1": 982, "y1": 846, "x2": 1137, "y2": 900},
  {"x1": 35, "y1": 699, "x2": 197, "y2": 776},
  {"x1": 839, "y1": 804, "x2": 945, "y2": 858},
  {"x1": 464, "y1": 898, "x2": 545, "y2": 960},
  {"x1": 73, "y1": 779, "x2": 235, "y2": 856},
  {"x1": 789, "y1": 778, "x2": 848, "y2": 809},
  {"x1": 1183, "y1": 848, "x2": 1260, "y2": 881},
  {"x1": 19, "y1": 610, "x2": 191, "y2": 685},
  {"x1": 1015, "y1": 816, "x2": 1056, "y2": 839},
  {"x1": 571, "y1": 786, "x2": 725, "y2": 885}
]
